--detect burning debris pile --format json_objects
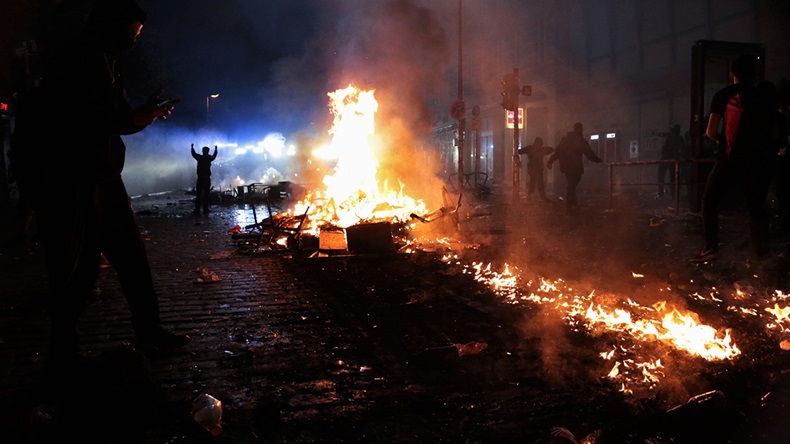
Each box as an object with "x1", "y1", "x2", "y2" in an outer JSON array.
[{"x1": 232, "y1": 85, "x2": 457, "y2": 255}]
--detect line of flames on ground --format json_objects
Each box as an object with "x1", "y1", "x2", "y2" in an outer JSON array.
[{"x1": 429, "y1": 250, "x2": 790, "y2": 395}]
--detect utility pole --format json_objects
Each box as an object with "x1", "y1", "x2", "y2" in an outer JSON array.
[
  {"x1": 455, "y1": 0, "x2": 465, "y2": 191},
  {"x1": 500, "y1": 69, "x2": 531, "y2": 204},
  {"x1": 511, "y1": 70, "x2": 520, "y2": 204},
  {"x1": 472, "y1": 105, "x2": 481, "y2": 186},
  {"x1": 501, "y1": 69, "x2": 520, "y2": 203}
]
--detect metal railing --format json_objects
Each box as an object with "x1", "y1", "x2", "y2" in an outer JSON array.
[{"x1": 607, "y1": 159, "x2": 715, "y2": 215}]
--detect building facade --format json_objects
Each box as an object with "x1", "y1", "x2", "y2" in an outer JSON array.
[{"x1": 435, "y1": 0, "x2": 790, "y2": 202}]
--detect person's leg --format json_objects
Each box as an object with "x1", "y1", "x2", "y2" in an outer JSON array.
[
  {"x1": 681, "y1": 164, "x2": 691, "y2": 197},
  {"x1": 700, "y1": 159, "x2": 729, "y2": 252},
  {"x1": 203, "y1": 180, "x2": 211, "y2": 213},
  {"x1": 536, "y1": 169, "x2": 546, "y2": 198},
  {"x1": 194, "y1": 179, "x2": 202, "y2": 213},
  {"x1": 566, "y1": 173, "x2": 581, "y2": 208},
  {"x1": 38, "y1": 190, "x2": 100, "y2": 360},
  {"x1": 527, "y1": 172, "x2": 536, "y2": 196},
  {"x1": 777, "y1": 155, "x2": 790, "y2": 234},
  {"x1": 743, "y1": 166, "x2": 774, "y2": 257},
  {"x1": 98, "y1": 179, "x2": 161, "y2": 334}
]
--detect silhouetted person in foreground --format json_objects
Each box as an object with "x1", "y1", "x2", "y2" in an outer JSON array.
[
  {"x1": 520, "y1": 137, "x2": 554, "y2": 202},
  {"x1": 547, "y1": 122, "x2": 602, "y2": 212},
  {"x1": 657, "y1": 124, "x2": 685, "y2": 198},
  {"x1": 191, "y1": 144, "x2": 218, "y2": 215},
  {"x1": 10, "y1": 0, "x2": 189, "y2": 368},
  {"x1": 692, "y1": 54, "x2": 779, "y2": 263}
]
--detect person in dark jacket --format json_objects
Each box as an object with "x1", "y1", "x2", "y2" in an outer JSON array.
[
  {"x1": 658, "y1": 124, "x2": 685, "y2": 197},
  {"x1": 191, "y1": 144, "x2": 218, "y2": 215},
  {"x1": 14, "y1": 0, "x2": 189, "y2": 365},
  {"x1": 520, "y1": 137, "x2": 554, "y2": 202},
  {"x1": 547, "y1": 122, "x2": 602, "y2": 212},
  {"x1": 692, "y1": 54, "x2": 779, "y2": 262}
]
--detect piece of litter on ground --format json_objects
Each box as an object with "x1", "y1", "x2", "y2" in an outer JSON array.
[
  {"x1": 454, "y1": 341, "x2": 488, "y2": 357},
  {"x1": 196, "y1": 267, "x2": 222, "y2": 283},
  {"x1": 549, "y1": 426, "x2": 577, "y2": 442}
]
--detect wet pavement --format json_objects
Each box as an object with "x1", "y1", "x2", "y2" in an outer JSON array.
[{"x1": 1, "y1": 186, "x2": 790, "y2": 443}]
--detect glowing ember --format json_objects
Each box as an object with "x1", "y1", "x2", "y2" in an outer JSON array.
[
  {"x1": 291, "y1": 85, "x2": 427, "y2": 232},
  {"x1": 766, "y1": 304, "x2": 790, "y2": 323},
  {"x1": 438, "y1": 256, "x2": 745, "y2": 393},
  {"x1": 766, "y1": 303, "x2": 790, "y2": 332}
]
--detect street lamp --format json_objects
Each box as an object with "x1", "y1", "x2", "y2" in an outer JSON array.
[{"x1": 206, "y1": 93, "x2": 219, "y2": 119}]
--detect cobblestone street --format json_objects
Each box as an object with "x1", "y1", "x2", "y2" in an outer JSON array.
[{"x1": 2, "y1": 188, "x2": 790, "y2": 443}]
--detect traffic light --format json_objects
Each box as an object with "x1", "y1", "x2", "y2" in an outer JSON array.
[{"x1": 501, "y1": 73, "x2": 518, "y2": 111}]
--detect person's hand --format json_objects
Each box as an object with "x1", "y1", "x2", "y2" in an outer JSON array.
[
  {"x1": 547, "y1": 161, "x2": 553, "y2": 170},
  {"x1": 132, "y1": 88, "x2": 177, "y2": 127}
]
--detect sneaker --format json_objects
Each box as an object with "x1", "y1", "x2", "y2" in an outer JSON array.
[
  {"x1": 136, "y1": 326, "x2": 190, "y2": 351},
  {"x1": 690, "y1": 248, "x2": 718, "y2": 263}
]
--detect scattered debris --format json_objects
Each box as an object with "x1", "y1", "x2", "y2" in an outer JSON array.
[
  {"x1": 196, "y1": 267, "x2": 222, "y2": 283},
  {"x1": 549, "y1": 426, "x2": 578, "y2": 443},
  {"x1": 454, "y1": 341, "x2": 488, "y2": 357},
  {"x1": 192, "y1": 394, "x2": 223, "y2": 436}
]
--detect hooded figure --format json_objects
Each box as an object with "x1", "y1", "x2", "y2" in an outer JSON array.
[
  {"x1": 18, "y1": 0, "x2": 188, "y2": 365},
  {"x1": 547, "y1": 122, "x2": 603, "y2": 211},
  {"x1": 84, "y1": 0, "x2": 149, "y2": 52},
  {"x1": 520, "y1": 137, "x2": 554, "y2": 201}
]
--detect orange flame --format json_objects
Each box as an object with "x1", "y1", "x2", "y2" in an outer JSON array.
[
  {"x1": 658, "y1": 308, "x2": 739, "y2": 360},
  {"x1": 441, "y1": 257, "x2": 745, "y2": 392},
  {"x1": 292, "y1": 85, "x2": 427, "y2": 232}
]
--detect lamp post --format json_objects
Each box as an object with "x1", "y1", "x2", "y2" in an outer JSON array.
[{"x1": 206, "y1": 93, "x2": 219, "y2": 120}]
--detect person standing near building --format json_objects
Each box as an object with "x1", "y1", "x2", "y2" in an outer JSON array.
[
  {"x1": 691, "y1": 54, "x2": 779, "y2": 262},
  {"x1": 521, "y1": 137, "x2": 554, "y2": 202},
  {"x1": 547, "y1": 122, "x2": 603, "y2": 212},
  {"x1": 657, "y1": 124, "x2": 685, "y2": 198},
  {"x1": 775, "y1": 78, "x2": 790, "y2": 236},
  {"x1": 191, "y1": 144, "x2": 218, "y2": 215}
]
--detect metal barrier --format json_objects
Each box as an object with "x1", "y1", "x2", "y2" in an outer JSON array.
[
  {"x1": 447, "y1": 171, "x2": 492, "y2": 196},
  {"x1": 607, "y1": 159, "x2": 715, "y2": 215}
]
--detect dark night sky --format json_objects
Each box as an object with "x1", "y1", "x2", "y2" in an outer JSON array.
[
  {"x1": 130, "y1": 0, "x2": 328, "y2": 137},
  {"x1": 123, "y1": 0, "x2": 458, "y2": 138}
]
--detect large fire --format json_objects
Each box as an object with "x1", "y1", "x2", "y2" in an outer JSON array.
[
  {"x1": 290, "y1": 85, "x2": 427, "y2": 233},
  {"x1": 249, "y1": 84, "x2": 788, "y2": 399}
]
